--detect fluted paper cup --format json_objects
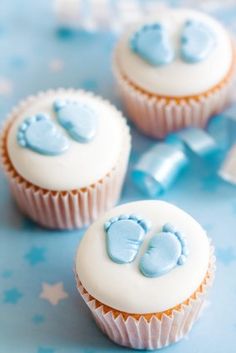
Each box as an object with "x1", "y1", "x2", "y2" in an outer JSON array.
[
  {"x1": 0, "y1": 89, "x2": 131, "y2": 229},
  {"x1": 76, "y1": 248, "x2": 215, "y2": 350},
  {"x1": 113, "y1": 54, "x2": 236, "y2": 139}
]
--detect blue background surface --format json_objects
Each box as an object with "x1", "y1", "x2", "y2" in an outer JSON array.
[{"x1": 1, "y1": 1, "x2": 236, "y2": 353}]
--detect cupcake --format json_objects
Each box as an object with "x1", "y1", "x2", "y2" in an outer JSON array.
[
  {"x1": 75, "y1": 200, "x2": 215, "y2": 350},
  {"x1": 114, "y1": 8, "x2": 236, "y2": 139},
  {"x1": 0, "y1": 89, "x2": 131, "y2": 229}
]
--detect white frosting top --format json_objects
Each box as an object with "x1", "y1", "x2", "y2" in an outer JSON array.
[
  {"x1": 7, "y1": 90, "x2": 129, "y2": 191},
  {"x1": 116, "y1": 9, "x2": 233, "y2": 97},
  {"x1": 76, "y1": 200, "x2": 210, "y2": 314}
]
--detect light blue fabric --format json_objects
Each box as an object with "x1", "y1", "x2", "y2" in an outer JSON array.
[
  {"x1": 1, "y1": 1, "x2": 236, "y2": 352},
  {"x1": 175, "y1": 127, "x2": 219, "y2": 157},
  {"x1": 132, "y1": 127, "x2": 218, "y2": 197},
  {"x1": 132, "y1": 142, "x2": 188, "y2": 196}
]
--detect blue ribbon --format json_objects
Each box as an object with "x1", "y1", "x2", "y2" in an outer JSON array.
[
  {"x1": 173, "y1": 128, "x2": 218, "y2": 158},
  {"x1": 132, "y1": 143, "x2": 188, "y2": 196},
  {"x1": 219, "y1": 106, "x2": 236, "y2": 184},
  {"x1": 132, "y1": 119, "x2": 232, "y2": 196}
]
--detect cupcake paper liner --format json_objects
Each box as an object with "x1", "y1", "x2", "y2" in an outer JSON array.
[
  {"x1": 0, "y1": 89, "x2": 131, "y2": 229},
  {"x1": 76, "y1": 247, "x2": 215, "y2": 350},
  {"x1": 113, "y1": 57, "x2": 236, "y2": 139}
]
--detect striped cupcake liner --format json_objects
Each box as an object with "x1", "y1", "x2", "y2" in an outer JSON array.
[
  {"x1": 76, "y1": 247, "x2": 215, "y2": 350},
  {"x1": 0, "y1": 89, "x2": 131, "y2": 230},
  {"x1": 113, "y1": 58, "x2": 236, "y2": 139}
]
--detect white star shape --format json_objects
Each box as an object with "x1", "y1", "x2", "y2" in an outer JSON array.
[
  {"x1": 0, "y1": 78, "x2": 13, "y2": 95},
  {"x1": 49, "y1": 59, "x2": 64, "y2": 72},
  {"x1": 40, "y1": 282, "x2": 68, "y2": 305}
]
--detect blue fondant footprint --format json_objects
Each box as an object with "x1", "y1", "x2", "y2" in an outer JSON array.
[
  {"x1": 130, "y1": 23, "x2": 174, "y2": 66},
  {"x1": 105, "y1": 214, "x2": 151, "y2": 264},
  {"x1": 53, "y1": 100, "x2": 97, "y2": 143},
  {"x1": 180, "y1": 20, "x2": 216, "y2": 63},
  {"x1": 139, "y1": 223, "x2": 188, "y2": 278},
  {"x1": 17, "y1": 114, "x2": 69, "y2": 156}
]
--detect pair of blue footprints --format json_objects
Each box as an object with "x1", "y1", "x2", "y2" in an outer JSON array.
[
  {"x1": 130, "y1": 20, "x2": 216, "y2": 66},
  {"x1": 105, "y1": 215, "x2": 188, "y2": 278},
  {"x1": 17, "y1": 100, "x2": 97, "y2": 156}
]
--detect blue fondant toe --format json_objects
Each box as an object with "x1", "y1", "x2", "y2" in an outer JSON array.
[
  {"x1": 53, "y1": 99, "x2": 66, "y2": 112},
  {"x1": 139, "y1": 223, "x2": 188, "y2": 278},
  {"x1": 105, "y1": 214, "x2": 151, "y2": 264},
  {"x1": 53, "y1": 99, "x2": 97, "y2": 143},
  {"x1": 17, "y1": 114, "x2": 69, "y2": 156},
  {"x1": 181, "y1": 20, "x2": 216, "y2": 63},
  {"x1": 130, "y1": 23, "x2": 174, "y2": 66}
]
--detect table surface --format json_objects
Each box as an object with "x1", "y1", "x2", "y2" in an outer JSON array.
[{"x1": 1, "y1": 1, "x2": 236, "y2": 353}]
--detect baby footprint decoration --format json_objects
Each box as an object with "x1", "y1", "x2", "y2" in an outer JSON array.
[
  {"x1": 139, "y1": 223, "x2": 188, "y2": 278},
  {"x1": 130, "y1": 23, "x2": 174, "y2": 66},
  {"x1": 54, "y1": 100, "x2": 97, "y2": 143},
  {"x1": 105, "y1": 214, "x2": 151, "y2": 264},
  {"x1": 17, "y1": 114, "x2": 69, "y2": 156},
  {"x1": 180, "y1": 20, "x2": 216, "y2": 63}
]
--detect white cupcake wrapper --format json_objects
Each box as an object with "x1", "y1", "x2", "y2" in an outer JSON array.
[
  {"x1": 76, "y1": 248, "x2": 215, "y2": 350},
  {"x1": 113, "y1": 60, "x2": 235, "y2": 139},
  {"x1": 0, "y1": 89, "x2": 131, "y2": 229}
]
